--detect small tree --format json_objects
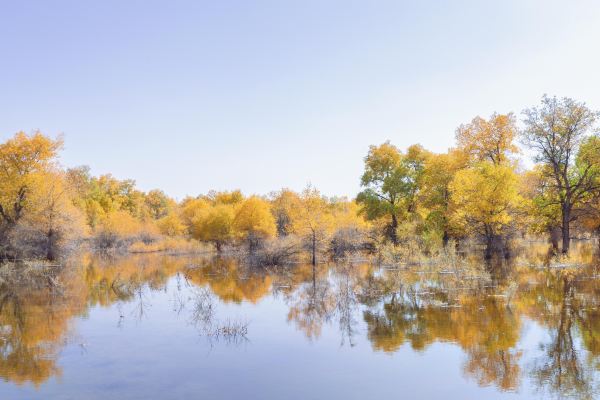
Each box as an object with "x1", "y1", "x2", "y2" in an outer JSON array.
[
  {"x1": 15, "y1": 170, "x2": 86, "y2": 260},
  {"x1": 290, "y1": 185, "x2": 333, "y2": 266},
  {"x1": 270, "y1": 189, "x2": 300, "y2": 237}
]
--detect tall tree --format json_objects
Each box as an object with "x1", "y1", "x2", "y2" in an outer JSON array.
[
  {"x1": 456, "y1": 113, "x2": 519, "y2": 165},
  {"x1": 0, "y1": 132, "x2": 63, "y2": 258},
  {"x1": 521, "y1": 95, "x2": 600, "y2": 253},
  {"x1": 357, "y1": 142, "x2": 428, "y2": 245}
]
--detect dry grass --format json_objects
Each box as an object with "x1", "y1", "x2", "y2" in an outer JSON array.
[{"x1": 128, "y1": 237, "x2": 212, "y2": 254}]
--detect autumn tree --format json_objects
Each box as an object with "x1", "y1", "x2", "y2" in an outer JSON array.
[
  {"x1": 449, "y1": 162, "x2": 523, "y2": 257},
  {"x1": 179, "y1": 197, "x2": 210, "y2": 234},
  {"x1": 203, "y1": 189, "x2": 244, "y2": 206},
  {"x1": 0, "y1": 132, "x2": 63, "y2": 259},
  {"x1": 521, "y1": 95, "x2": 600, "y2": 253},
  {"x1": 157, "y1": 212, "x2": 185, "y2": 237},
  {"x1": 191, "y1": 204, "x2": 236, "y2": 252},
  {"x1": 456, "y1": 113, "x2": 519, "y2": 165},
  {"x1": 17, "y1": 170, "x2": 86, "y2": 260},
  {"x1": 270, "y1": 189, "x2": 301, "y2": 237},
  {"x1": 290, "y1": 185, "x2": 333, "y2": 266},
  {"x1": 95, "y1": 210, "x2": 146, "y2": 248},
  {"x1": 520, "y1": 167, "x2": 562, "y2": 252},
  {"x1": 233, "y1": 196, "x2": 276, "y2": 250},
  {"x1": 420, "y1": 149, "x2": 467, "y2": 247},
  {"x1": 145, "y1": 189, "x2": 172, "y2": 220},
  {"x1": 357, "y1": 142, "x2": 428, "y2": 245}
]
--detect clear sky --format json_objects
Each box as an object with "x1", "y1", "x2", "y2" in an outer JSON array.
[{"x1": 2, "y1": 0, "x2": 600, "y2": 199}]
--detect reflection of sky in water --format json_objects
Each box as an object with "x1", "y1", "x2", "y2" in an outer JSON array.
[{"x1": 0, "y1": 252, "x2": 599, "y2": 399}]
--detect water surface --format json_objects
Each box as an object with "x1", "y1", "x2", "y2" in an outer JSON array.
[{"x1": 1, "y1": 248, "x2": 600, "y2": 399}]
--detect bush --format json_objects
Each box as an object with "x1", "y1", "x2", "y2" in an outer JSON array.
[{"x1": 245, "y1": 236, "x2": 300, "y2": 266}]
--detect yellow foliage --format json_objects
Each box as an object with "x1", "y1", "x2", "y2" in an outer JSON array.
[
  {"x1": 449, "y1": 162, "x2": 522, "y2": 237},
  {"x1": 180, "y1": 197, "x2": 210, "y2": 231},
  {"x1": 290, "y1": 185, "x2": 334, "y2": 238},
  {"x1": 26, "y1": 170, "x2": 88, "y2": 239},
  {"x1": 233, "y1": 196, "x2": 276, "y2": 239},
  {"x1": 0, "y1": 132, "x2": 63, "y2": 225},
  {"x1": 330, "y1": 200, "x2": 369, "y2": 231},
  {"x1": 191, "y1": 204, "x2": 236, "y2": 250},
  {"x1": 157, "y1": 212, "x2": 185, "y2": 237},
  {"x1": 97, "y1": 210, "x2": 147, "y2": 237},
  {"x1": 270, "y1": 188, "x2": 301, "y2": 236},
  {"x1": 456, "y1": 113, "x2": 518, "y2": 165}
]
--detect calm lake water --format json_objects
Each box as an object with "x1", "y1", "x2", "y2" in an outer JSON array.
[{"x1": 1, "y1": 246, "x2": 600, "y2": 399}]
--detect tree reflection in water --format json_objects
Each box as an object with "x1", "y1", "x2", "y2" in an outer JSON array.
[{"x1": 0, "y1": 247, "x2": 600, "y2": 398}]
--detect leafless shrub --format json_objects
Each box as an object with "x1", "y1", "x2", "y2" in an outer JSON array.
[
  {"x1": 189, "y1": 287, "x2": 249, "y2": 344},
  {"x1": 330, "y1": 227, "x2": 373, "y2": 258},
  {"x1": 205, "y1": 319, "x2": 249, "y2": 344},
  {"x1": 245, "y1": 236, "x2": 300, "y2": 267},
  {"x1": 92, "y1": 232, "x2": 131, "y2": 251},
  {"x1": 190, "y1": 287, "x2": 216, "y2": 330}
]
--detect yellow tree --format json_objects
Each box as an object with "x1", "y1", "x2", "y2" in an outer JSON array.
[
  {"x1": 179, "y1": 197, "x2": 210, "y2": 233},
  {"x1": 420, "y1": 149, "x2": 467, "y2": 247},
  {"x1": 357, "y1": 142, "x2": 428, "y2": 245},
  {"x1": 0, "y1": 132, "x2": 63, "y2": 258},
  {"x1": 233, "y1": 196, "x2": 276, "y2": 250},
  {"x1": 20, "y1": 170, "x2": 86, "y2": 260},
  {"x1": 191, "y1": 204, "x2": 236, "y2": 252},
  {"x1": 157, "y1": 212, "x2": 185, "y2": 237},
  {"x1": 204, "y1": 190, "x2": 244, "y2": 206},
  {"x1": 144, "y1": 189, "x2": 172, "y2": 220},
  {"x1": 456, "y1": 113, "x2": 518, "y2": 165},
  {"x1": 270, "y1": 189, "x2": 301, "y2": 236},
  {"x1": 449, "y1": 162, "x2": 523, "y2": 257},
  {"x1": 95, "y1": 210, "x2": 146, "y2": 248},
  {"x1": 290, "y1": 185, "x2": 333, "y2": 266}
]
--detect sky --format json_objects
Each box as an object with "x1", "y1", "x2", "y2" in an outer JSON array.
[{"x1": 2, "y1": 0, "x2": 600, "y2": 199}]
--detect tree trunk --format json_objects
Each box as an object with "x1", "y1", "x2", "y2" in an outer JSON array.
[
  {"x1": 46, "y1": 228, "x2": 56, "y2": 261},
  {"x1": 390, "y1": 214, "x2": 399, "y2": 246},
  {"x1": 550, "y1": 226, "x2": 561, "y2": 254},
  {"x1": 442, "y1": 230, "x2": 449, "y2": 248},
  {"x1": 561, "y1": 206, "x2": 571, "y2": 254},
  {"x1": 311, "y1": 232, "x2": 316, "y2": 266},
  {"x1": 484, "y1": 234, "x2": 493, "y2": 260}
]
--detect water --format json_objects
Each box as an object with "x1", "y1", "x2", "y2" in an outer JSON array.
[{"x1": 1, "y1": 248, "x2": 600, "y2": 399}]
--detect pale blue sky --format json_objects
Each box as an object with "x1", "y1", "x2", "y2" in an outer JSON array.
[{"x1": 2, "y1": 0, "x2": 600, "y2": 199}]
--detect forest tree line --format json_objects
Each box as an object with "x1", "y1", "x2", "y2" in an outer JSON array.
[{"x1": 1, "y1": 95, "x2": 600, "y2": 264}]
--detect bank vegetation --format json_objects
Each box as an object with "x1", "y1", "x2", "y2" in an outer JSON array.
[{"x1": 3, "y1": 95, "x2": 600, "y2": 267}]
